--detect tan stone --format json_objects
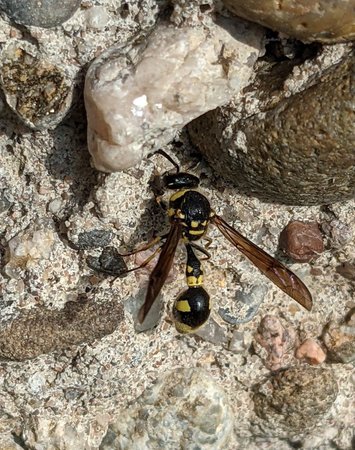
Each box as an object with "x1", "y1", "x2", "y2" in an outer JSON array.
[{"x1": 223, "y1": 0, "x2": 355, "y2": 43}]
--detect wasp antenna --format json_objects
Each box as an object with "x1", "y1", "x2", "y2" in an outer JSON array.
[{"x1": 147, "y1": 149, "x2": 180, "y2": 173}]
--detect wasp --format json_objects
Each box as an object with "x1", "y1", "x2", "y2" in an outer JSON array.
[{"x1": 127, "y1": 153, "x2": 312, "y2": 333}]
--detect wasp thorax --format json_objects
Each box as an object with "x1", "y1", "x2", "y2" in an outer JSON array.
[
  {"x1": 164, "y1": 172, "x2": 200, "y2": 190},
  {"x1": 173, "y1": 286, "x2": 211, "y2": 333}
]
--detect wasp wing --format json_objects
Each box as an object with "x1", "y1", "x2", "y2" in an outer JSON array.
[
  {"x1": 212, "y1": 215, "x2": 312, "y2": 311},
  {"x1": 138, "y1": 222, "x2": 181, "y2": 323}
]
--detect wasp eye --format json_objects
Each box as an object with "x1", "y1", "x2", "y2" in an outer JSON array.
[{"x1": 173, "y1": 286, "x2": 210, "y2": 333}]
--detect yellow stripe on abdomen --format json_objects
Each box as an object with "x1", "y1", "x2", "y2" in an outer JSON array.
[{"x1": 175, "y1": 300, "x2": 191, "y2": 312}]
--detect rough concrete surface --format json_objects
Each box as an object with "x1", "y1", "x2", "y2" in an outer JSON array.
[{"x1": 0, "y1": 1, "x2": 354, "y2": 449}]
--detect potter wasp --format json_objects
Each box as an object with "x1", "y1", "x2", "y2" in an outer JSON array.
[{"x1": 127, "y1": 151, "x2": 312, "y2": 332}]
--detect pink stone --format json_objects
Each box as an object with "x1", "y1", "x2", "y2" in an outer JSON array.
[
  {"x1": 295, "y1": 338, "x2": 326, "y2": 365},
  {"x1": 255, "y1": 315, "x2": 297, "y2": 371}
]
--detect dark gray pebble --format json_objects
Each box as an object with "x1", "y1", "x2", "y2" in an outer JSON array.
[
  {"x1": 0, "y1": 189, "x2": 12, "y2": 214},
  {"x1": 77, "y1": 229, "x2": 113, "y2": 250},
  {"x1": 86, "y1": 246, "x2": 128, "y2": 276},
  {"x1": 0, "y1": 0, "x2": 81, "y2": 28}
]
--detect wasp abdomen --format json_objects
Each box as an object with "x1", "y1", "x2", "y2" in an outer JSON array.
[
  {"x1": 173, "y1": 286, "x2": 210, "y2": 333},
  {"x1": 172, "y1": 243, "x2": 210, "y2": 333}
]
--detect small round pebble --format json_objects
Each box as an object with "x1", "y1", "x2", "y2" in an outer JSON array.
[
  {"x1": 85, "y1": 6, "x2": 110, "y2": 30},
  {"x1": 279, "y1": 220, "x2": 324, "y2": 262},
  {"x1": 0, "y1": 0, "x2": 81, "y2": 28}
]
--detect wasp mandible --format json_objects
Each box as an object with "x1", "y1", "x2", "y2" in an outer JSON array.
[{"x1": 128, "y1": 152, "x2": 312, "y2": 333}]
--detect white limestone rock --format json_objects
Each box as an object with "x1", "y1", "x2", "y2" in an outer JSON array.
[
  {"x1": 100, "y1": 368, "x2": 233, "y2": 449},
  {"x1": 84, "y1": 17, "x2": 264, "y2": 172}
]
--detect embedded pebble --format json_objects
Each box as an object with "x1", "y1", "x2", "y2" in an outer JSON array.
[
  {"x1": 218, "y1": 284, "x2": 268, "y2": 324},
  {"x1": 0, "y1": 189, "x2": 12, "y2": 213},
  {"x1": 86, "y1": 246, "x2": 128, "y2": 276},
  {"x1": 47, "y1": 197, "x2": 63, "y2": 215},
  {"x1": 321, "y1": 310, "x2": 355, "y2": 363},
  {"x1": 229, "y1": 330, "x2": 249, "y2": 353},
  {"x1": 100, "y1": 368, "x2": 233, "y2": 450},
  {"x1": 4, "y1": 222, "x2": 55, "y2": 279},
  {"x1": 321, "y1": 219, "x2": 353, "y2": 249},
  {"x1": 336, "y1": 261, "x2": 355, "y2": 281},
  {"x1": 0, "y1": 45, "x2": 74, "y2": 129},
  {"x1": 194, "y1": 317, "x2": 229, "y2": 345},
  {"x1": 254, "y1": 315, "x2": 297, "y2": 371},
  {"x1": 0, "y1": 0, "x2": 81, "y2": 28},
  {"x1": 22, "y1": 415, "x2": 90, "y2": 450},
  {"x1": 253, "y1": 367, "x2": 338, "y2": 435},
  {"x1": 188, "y1": 47, "x2": 354, "y2": 205},
  {"x1": 295, "y1": 338, "x2": 326, "y2": 365},
  {"x1": 279, "y1": 221, "x2": 324, "y2": 263},
  {"x1": 125, "y1": 287, "x2": 164, "y2": 333},
  {"x1": 76, "y1": 229, "x2": 113, "y2": 250},
  {"x1": 84, "y1": 6, "x2": 111, "y2": 30},
  {"x1": 0, "y1": 297, "x2": 124, "y2": 361},
  {"x1": 84, "y1": 17, "x2": 264, "y2": 171},
  {"x1": 222, "y1": 0, "x2": 355, "y2": 43}
]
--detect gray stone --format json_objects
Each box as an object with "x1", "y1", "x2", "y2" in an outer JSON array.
[
  {"x1": 100, "y1": 368, "x2": 233, "y2": 450},
  {"x1": 77, "y1": 229, "x2": 113, "y2": 250},
  {"x1": 218, "y1": 284, "x2": 268, "y2": 324},
  {"x1": 86, "y1": 246, "x2": 128, "y2": 277},
  {"x1": 194, "y1": 317, "x2": 229, "y2": 345},
  {"x1": 0, "y1": 0, "x2": 81, "y2": 28},
  {"x1": 0, "y1": 189, "x2": 12, "y2": 213}
]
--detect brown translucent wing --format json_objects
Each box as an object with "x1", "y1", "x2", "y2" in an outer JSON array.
[
  {"x1": 212, "y1": 215, "x2": 312, "y2": 311},
  {"x1": 138, "y1": 222, "x2": 182, "y2": 323}
]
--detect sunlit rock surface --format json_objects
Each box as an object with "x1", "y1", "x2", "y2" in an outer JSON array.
[
  {"x1": 101, "y1": 368, "x2": 233, "y2": 449},
  {"x1": 223, "y1": 0, "x2": 355, "y2": 43},
  {"x1": 84, "y1": 18, "x2": 264, "y2": 172}
]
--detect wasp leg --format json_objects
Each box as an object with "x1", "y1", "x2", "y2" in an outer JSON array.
[
  {"x1": 115, "y1": 244, "x2": 163, "y2": 277},
  {"x1": 190, "y1": 242, "x2": 211, "y2": 261},
  {"x1": 118, "y1": 234, "x2": 168, "y2": 257},
  {"x1": 147, "y1": 149, "x2": 180, "y2": 173},
  {"x1": 202, "y1": 236, "x2": 213, "y2": 249}
]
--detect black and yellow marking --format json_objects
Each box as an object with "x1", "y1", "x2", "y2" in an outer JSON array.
[
  {"x1": 168, "y1": 189, "x2": 211, "y2": 242},
  {"x1": 173, "y1": 286, "x2": 211, "y2": 333},
  {"x1": 172, "y1": 244, "x2": 210, "y2": 333},
  {"x1": 136, "y1": 152, "x2": 312, "y2": 331},
  {"x1": 185, "y1": 244, "x2": 204, "y2": 287}
]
